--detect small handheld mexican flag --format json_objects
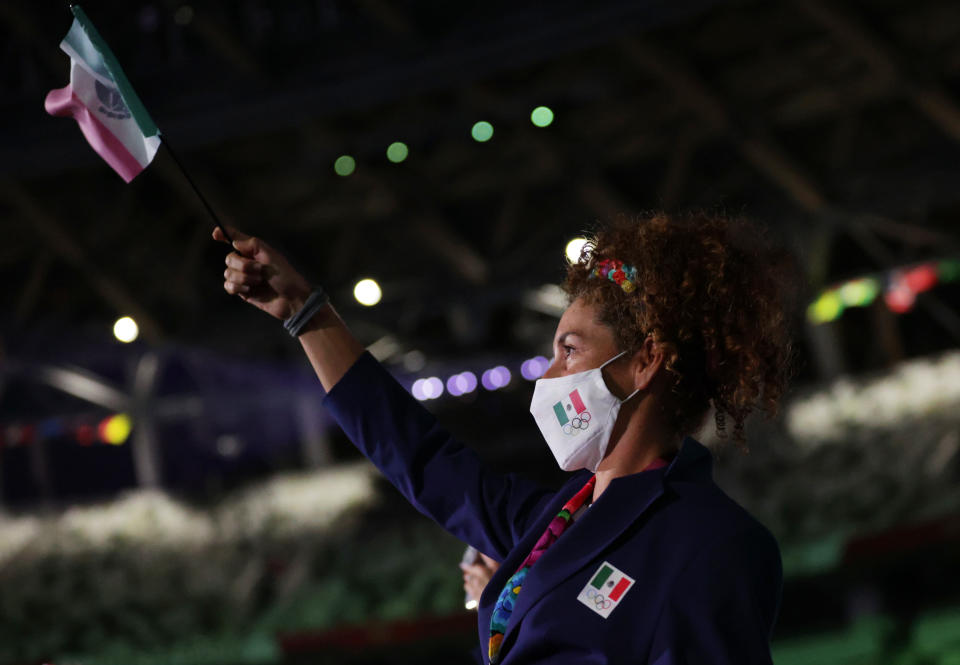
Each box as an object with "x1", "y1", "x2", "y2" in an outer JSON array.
[{"x1": 44, "y1": 5, "x2": 160, "y2": 182}]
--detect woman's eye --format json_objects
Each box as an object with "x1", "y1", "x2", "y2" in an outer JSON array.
[{"x1": 563, "y1": 345, "x2": 575, "y2": 357}]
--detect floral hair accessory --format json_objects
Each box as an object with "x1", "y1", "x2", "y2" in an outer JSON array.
[{"x1": 591, "y1": 258, "x2": 638, "y2": 293}]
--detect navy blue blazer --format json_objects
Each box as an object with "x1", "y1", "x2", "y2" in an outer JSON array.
[{"x1": 323, "y1": 352, "x2": 782, "y2": 664}]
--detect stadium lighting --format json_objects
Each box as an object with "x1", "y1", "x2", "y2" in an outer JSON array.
[
  {"x1": 806, "y1": 291, "x2": 843, "y2": 325},
  {"x1": 565, "y1": 237, "x2": 588, "y2": 263},
  {"x1": 471, "y1": 121, "x2": 494, "y2": 142},
  {"x1": 113, "y1": 316, "x2": 139, "y2": 343},
  {"x1": 386, "y1": 142, "x2": 409, "y2": 163},
  {"x1": 353, "y1": 278, "x2": 382, "y2": 306},
  {"x1": 98, "y1": 414, "x2": 132, "y2": 445},
  {"x1": 334, "y1": 155, "x2": 356, "y2": 176},
  {"x1": 530, "y1": 106, "x2": 554, "y2": 127}
]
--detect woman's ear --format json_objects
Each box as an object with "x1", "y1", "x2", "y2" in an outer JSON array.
[{"x1": 632, "y1": 336, "x2": 664, "y2": 391}]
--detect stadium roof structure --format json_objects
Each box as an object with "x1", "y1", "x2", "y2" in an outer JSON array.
[{"x1": 1, "y1": 0, "x2": 959, "y2": 375}]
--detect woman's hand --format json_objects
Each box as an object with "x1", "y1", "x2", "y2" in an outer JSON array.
[
  {"x1": 462, "y1": 554, "x2": 501, "y2": 603},
  {"x1": 213, "y1": 226, "x2": 314, "y2": 320}
]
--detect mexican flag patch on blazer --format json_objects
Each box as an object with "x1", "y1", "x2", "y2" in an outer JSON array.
[{"x1": 577, "y1": 561, "x2": 635, "y2": 618}]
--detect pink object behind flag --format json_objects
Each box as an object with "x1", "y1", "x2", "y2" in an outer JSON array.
[{"x1": 44, "y1": 6, "x2": 160, "y2": 182}]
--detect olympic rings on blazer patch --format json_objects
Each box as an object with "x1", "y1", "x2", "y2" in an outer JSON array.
[
  {"x1": 585, "y1": 588, "x2": 613, "y2": 609},
  {"x1": 577, "y1": 561, "x2": 635, "y2": 618}
]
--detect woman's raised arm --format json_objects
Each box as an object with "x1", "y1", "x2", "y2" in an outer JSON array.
[{"x1": 214, "y1": 226, "x2": 365, "y2": 391}]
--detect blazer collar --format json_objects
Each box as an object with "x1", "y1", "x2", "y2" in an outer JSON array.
[
  {"x1": 491, "y1": 437, "x2": 713, "y2": 654},
  {"x1": 663, "y1": 435, "x2": 713, "y2": 482}
]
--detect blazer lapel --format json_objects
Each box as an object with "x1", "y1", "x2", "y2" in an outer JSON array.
[
  {"x1": 498, "y1": 438, "x2": 713, "y2": 651},
  {"x1": 500, "y1": 469, "x2": 666, "y2": 643},
  {"x1": 477, "y1": 472, "x2": 590, "y2": 641}
]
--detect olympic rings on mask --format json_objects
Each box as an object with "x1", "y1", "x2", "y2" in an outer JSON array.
[
  {"x1": 586, "y1": 588, "x2": 597, "y2": 599},
  {"x1": 562, "y1": 423, "x2": 574, "y2": 435},
  {"x1": 570, "y1": 416, "x2": 589, "y2": 430},
  {"x1": 580, "y1": 411, "x2": 592, "y2": 423}
]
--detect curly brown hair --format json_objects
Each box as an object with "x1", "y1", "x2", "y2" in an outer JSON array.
[{"x1": 563, "y1": 211, "x2": 796, "y2": 447}]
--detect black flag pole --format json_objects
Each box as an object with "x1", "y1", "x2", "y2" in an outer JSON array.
[{"x1": 160, "y1": 138, "x2": 234, "y2": 245}]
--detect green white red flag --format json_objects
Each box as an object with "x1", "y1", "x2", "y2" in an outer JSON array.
[
  {"x1": 44, "y1": 5, "x2": 160, "y2": 182},
  {"x1": 577, "y1": 561, "x2": 635, "y2": 618}
]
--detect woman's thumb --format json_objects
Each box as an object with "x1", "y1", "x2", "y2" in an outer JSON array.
[{"x1": 232, "y1": 236, "x2": 260, "y2": 257}]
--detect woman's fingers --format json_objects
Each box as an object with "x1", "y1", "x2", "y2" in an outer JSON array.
[
  {"x1": 232, "y1": 236, "x2": 265, "y2": 261},
  {"x1": 479, "y1": 554, "x2": 500, "y2": 570},
  {"x1": 224, "y1": 267, "x2": 262, "y2": 285},
  {"x1": 225, "y1": 252, "x2": 263, "y2": 275},
  {"x1": 223, "y1": 280, "x2": 250, "y2": 295},
  {"x1": 214, "y1": 227, "x2": 270, "y2": 263},
  {"x1": 212, "y1": 225, "x2": 249, "y2": 245},
  {"x1": 462, "y1": 563, "x2": 490, "y2": 583},
  {"x1": 223, "y1": 254, "x2": 266, "y2": 297}
]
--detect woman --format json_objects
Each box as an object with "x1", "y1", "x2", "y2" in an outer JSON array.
[
  {"x1": 215, "y1": 211, "x2": 794, "y2": 664},
  {"x1": 463, "y1": 549, "x2": 502, "y2": 609}
]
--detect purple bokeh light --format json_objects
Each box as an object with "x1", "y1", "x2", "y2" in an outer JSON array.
[
  {"x1": 447, "y1": 371, "x2": 479, "y2": 397},
  {"x1": 520, "y1": 356, "x2": 550, "y2": 380},
  {"x1": 459, "y1": 371, "x2": 478, "y2": 393},
  {"x1": 412, "y1": 376, "x2": 444, "y2": 400},
  {"x1": 482, "y1": 366, "x2": 512, "y2": 391},
  {"x1": 481, "y1": 369, "x2": 495, "y2": 391},
  {"x1": 447, "y1": 374, "x2": 463, "y2": 397},
  {"x1": 423, "y1": 377, "x2": 443, "y2": 399}
]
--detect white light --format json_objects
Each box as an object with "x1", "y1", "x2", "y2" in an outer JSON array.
[
  {"x1": 565, "y1": 237, "x2": 589, "y2": 263},
  {"x1": 411, "y1": 378, "x2": 427, "y2": 401},
  {"x1": 785, "y1": 350, "x2": 960, "y2": 447},
  {"x1": 353, "y1": 278, "x2": 382, "y2": 306},
  {"x1": 422, "y1": 377, "x2": 443, "y2": 399},
  {"x1": 465, "y1": 599, "x2": 479, "y2": 610},
  {"x1": 113, "y1": 316, "x2": 139, "y2": 343},
  {"x1": 523, "y1": 284, "x2": 568, "y2": 317}
]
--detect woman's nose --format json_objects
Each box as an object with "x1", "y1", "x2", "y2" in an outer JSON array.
[{"x1": 542, "y1": 357, "x2": 561, "y2": 379}]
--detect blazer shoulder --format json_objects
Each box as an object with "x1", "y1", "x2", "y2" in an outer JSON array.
[{"x1": 658, "y1": 475, "x2": 781, "y2": 563}]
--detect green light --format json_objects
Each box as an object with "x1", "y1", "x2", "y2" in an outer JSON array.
[
  {"x1": 938, "y1": 259, "x2": 960, "y2": 283},
  {"x1": 386, "y1": 142, "x2": 409, "y2": 163},
  {"x1": 807, "y1": 290, "x2": 844, "y2": 324},
  {"x1": 334, "y1": 155, "x2": 356, "y2": 176},
  {"x1": 530, "y1": 106, "x2": 554, "y2": 127},
  {"x1": 471, "y1": 121, "x2": 494, "y2": 142},
  {"x1": 838, "y1": 278, "x2": 879, "y2": 307}
]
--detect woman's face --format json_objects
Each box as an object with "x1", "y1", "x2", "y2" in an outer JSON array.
[{"x1": 542, "y1": 297, "x2": 621, "y2": 380}]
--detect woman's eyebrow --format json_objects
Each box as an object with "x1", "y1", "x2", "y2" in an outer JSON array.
[{"x1": 556, "y1": 331, "x2": 583, "y2": 345}]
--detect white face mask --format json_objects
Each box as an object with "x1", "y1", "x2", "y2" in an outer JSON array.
[{"x1": 529, "y1": 351, "x2": 640, "y2": 472}]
